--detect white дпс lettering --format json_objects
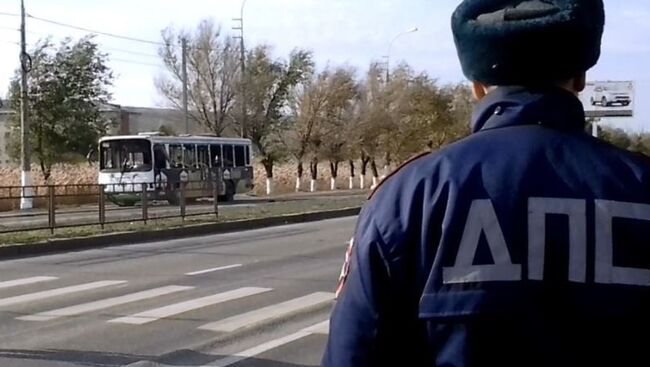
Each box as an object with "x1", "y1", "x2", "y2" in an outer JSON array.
[{"x1": 443, "y1": 198, "x2": 650, "y2": 286}]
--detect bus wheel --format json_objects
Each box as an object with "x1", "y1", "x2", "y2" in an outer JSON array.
[
  {"x1": 167, "y1": 191, "x2": 181, "y2": 206},
  {"x1": 107, "y1": 194, "x2": 138, "y2": 207}
]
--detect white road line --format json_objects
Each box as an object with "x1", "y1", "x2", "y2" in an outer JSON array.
[
  {"x1": 206, "y1": 321, "x2": 329, "y2": 367},
  {"x1": 199, "y1": 292, "x2": 334, "y2": 332},
  {"x1": 186, "y1": 264, "x2": 243, "y2": 276},
  {"x1": 303, "y1": 320, "x2": 330, "y2": 335},
  {"x1": 0, "y1": 276, "x2": 58, "y2": 290},
  {"x1": 17, "y1": 285, "x2": 194, "y2": 322},
  {"x1": 0, "y1": 281, "x2": 127, "y2": 308},
  {"x1": 108, "y1": 287, "x2": 272, "y2": 325}
]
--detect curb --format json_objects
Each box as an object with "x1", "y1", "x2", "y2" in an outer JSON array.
[{"x1": 0, "y1": 207, "x2": 361, "y2": 259}]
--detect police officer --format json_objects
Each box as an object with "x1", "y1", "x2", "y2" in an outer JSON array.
[{"x1": 323, "y1": 1, "x2": 649, "y2": 366}]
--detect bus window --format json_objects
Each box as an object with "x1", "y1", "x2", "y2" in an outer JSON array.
[
  {"x1": 184, "y1": 144, "x2": 197, "y2": 168},
  {"x1": 153, "y1": 144, "x2": 168, "y2": 170},
  {"x1": 234, "y1": 145, "x2": 246, "y2": 167},
  {"x1": 100, "y1": 139, "x2": 152, "y2": 172},
  {"x1": 169, "y1": 145, "x2": 184, "y2": 168},
  {"x1": 245, "y1": 145, "x2": 251, "y2": 166},
  {"x1": 197, "y1": 145, "x2": 210, "y2": 167},
  {"x1": 210, "y1": 144, "x2": 222, "y2": 167},
  {"x1": 223, "y1": 144, "x2": 234, "y2": 167}
]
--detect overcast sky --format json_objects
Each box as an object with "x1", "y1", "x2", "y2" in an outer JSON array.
[{"x1": 0, "y1": 0, "x2": 648, "y2": 130}]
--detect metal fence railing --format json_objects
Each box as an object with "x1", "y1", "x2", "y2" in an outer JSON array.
[{"x1": 0, "y1": 181, "x2": 220, "y2": 236}]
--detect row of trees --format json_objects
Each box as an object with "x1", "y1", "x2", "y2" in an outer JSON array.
[
  {"x1": 5, "y1": 20, "x2": 472, "y2": 191},
  {"x1": 157, "y1": 20, "x2": 473, "y2": 193},
  {"x1": 598, "y1": 127, "x2": 650, "y2": 156},
  {"x1": 9, "y1": 20, "x2": 650, "y2": 195}
]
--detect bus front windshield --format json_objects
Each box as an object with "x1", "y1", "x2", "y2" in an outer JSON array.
[{"x1": 100, "y1": 139, "x2": 152, "y2": 173}]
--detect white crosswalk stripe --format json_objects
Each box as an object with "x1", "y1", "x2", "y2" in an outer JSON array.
[
  {"x1": 0, "y1": 280, "x2": 127, "y2": 308},
  {"x1": 16, "y1": 285, "x2": 194, "y2": 322},
  {"x1": 108, "y1": 287, "x2": 272, "y2": 325},
  {"x1": 186, "y1": 264, "x2": 243, "y2": 276},
  {"x1": 199, "y1": 292, "x2": 334, "y2": 332},
  {"x1": 303, "y1": 320, "x2": 330, "y2": 335},
  {"x1": 205, "y1": 320, "x2": 330, "y2": 367},
  {"x1": 0, "y1": 276, "x2": 58, "y2": 290},
  {"x1": 126, "y1": 320, "x2": 331, "y2": 367}
]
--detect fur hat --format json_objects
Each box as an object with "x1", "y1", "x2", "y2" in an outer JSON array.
[{"x1": 452, "y1": 0, "x2": 605, "y2": 85}]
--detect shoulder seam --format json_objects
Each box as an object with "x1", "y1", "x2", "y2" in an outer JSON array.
[{"x1": 368, "y1": 151, "x2": 431, "y2": 200}]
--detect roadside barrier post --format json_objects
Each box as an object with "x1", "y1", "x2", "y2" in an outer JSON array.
[
  {"x1": 141, "y1": 183, "x2": 149, "y2": 225},
  {"x1": 47, "y1": 185, "x2": 55, "y2": 234},
  {"x1": 99, "y1": 185, "x2": 106, "y2": 230}
]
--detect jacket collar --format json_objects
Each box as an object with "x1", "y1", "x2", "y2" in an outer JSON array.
[{"x1": 471, "y1": 86, "x2": 587, "y2": 134}]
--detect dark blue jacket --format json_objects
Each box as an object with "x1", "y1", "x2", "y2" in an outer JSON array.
[{"x1": 323, "y1": 86, "x2": 650, "y2": 367}]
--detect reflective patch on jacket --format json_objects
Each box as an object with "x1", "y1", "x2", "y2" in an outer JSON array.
[{"x1": 335, "y1": 237, "x2": 355, "y2": 299}]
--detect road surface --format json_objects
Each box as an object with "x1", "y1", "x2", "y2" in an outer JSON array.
[{"x1": 0, "y1": 216, "x2": 357, "y2": 366}]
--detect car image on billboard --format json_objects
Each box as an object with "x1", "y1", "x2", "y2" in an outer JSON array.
[{"x1": 579, "y1": 81, "x2": 635, "y2": 118}]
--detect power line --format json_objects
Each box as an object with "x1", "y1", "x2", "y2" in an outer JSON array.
[
  {"x1": 27, "y1": 13, "x2": 164, "y2": 46},
  {"x1": 0, "y1": 11, "x2": 20, "y2": 17},
  {"x1": 110, "y1": 58, "x2": 161, "y2": 67},
  {"x1": 104, "y1": 46, "x2": 159, "y2": 59},
  {"x1": 19, "y1": 28, "x2": 160, "y2": 59},
  {"x1": 0, "y1": 26, "x2": 19, "y2": 32}
]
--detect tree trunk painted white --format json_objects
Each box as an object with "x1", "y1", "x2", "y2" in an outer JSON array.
[
  {"x1": 295, "y1": 177, "x2": 301, "y2": 192},
  {"x1": 310, "y1": 179, "x2": 316, "y2": 193},
  {"x1": 349, "y1": 177, "x2": 354, "y2": 190},
  {"x1": 371, "y1": 176, "x2": 378, "y2": 189},
  {"x1": 266, "y1": 178, "x2": 273, "y2": 196},
  {"x1": 330, "y1": 178, "x2": 336, "y2": 191},
  {"x1": 381, "y1": 165, "x2": 389, "y2": 179},
  {"x1": 360, "y1": 175, "x2": 365, "y2": 189},
  {"x1": 20, "y1": 170, "x2": 33, "y2": 210}
]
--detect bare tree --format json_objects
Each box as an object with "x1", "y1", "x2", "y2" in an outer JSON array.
[{"x1": 156, "y1": 19, "x2": 239, "y2": 135}]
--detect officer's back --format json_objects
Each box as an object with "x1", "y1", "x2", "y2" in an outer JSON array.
[{"x1": 323, "y1": 1, "x2": 649, "y2": 366}]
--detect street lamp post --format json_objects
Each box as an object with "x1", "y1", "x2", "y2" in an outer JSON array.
[
  {"x1": 233, "y1": 0, "x2": 248, "y2": 139},
  {"x1": 384, "y1": 27, "x2": 418, "y2": 83},
  {"x1": 20, "y1": 0, "x2": 33, "y2": 210}
]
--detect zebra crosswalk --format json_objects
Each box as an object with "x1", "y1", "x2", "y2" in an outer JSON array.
[
  {"x1": 108, "y1": 287, "x2": 272, "y2": 325},
  {"x1": 0, "y1": 280, "x2": 127, "y2": 308},
  {"x1": 199, "y1": 292, "x2": 334, "y2": 333},
  {"x1": 17, "y1": 285, "x2": 194, "y2": 322},
  {"x1": 0, "y1": 275, "x2": 334, "y2": 365}
]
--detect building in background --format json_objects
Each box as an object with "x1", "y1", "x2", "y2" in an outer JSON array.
[{"x1": 0, "y1": 100, "x2": 14, "y2": 167}]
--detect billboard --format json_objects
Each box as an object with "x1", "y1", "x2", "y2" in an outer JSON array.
[{"x1": 579, "y1": 81, "x2": 635, "y2": 118}]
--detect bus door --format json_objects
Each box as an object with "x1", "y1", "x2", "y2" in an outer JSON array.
[
  {"x1": 183, "y1": 144, "x2": 201, "y2": 195},
  {"x1": 197, "y1": 144, "x2": 211, "y2": 194},
  {"x1": 153, "y1": 143, "x2": 169, "y2": 190}
]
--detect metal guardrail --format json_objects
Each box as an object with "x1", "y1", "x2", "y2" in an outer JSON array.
[{"x1": 0, "y1": 181, "x2": 220, "y2": 236}]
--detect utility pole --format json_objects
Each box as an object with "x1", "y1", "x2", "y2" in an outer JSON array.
[
  {"x1": 181, "y1": 38, "x2": 189, "y2": 135},
  {"x1": 384, "y1": 27, "x2": 418, "y2": 84},
  {"x1": 233, "y1": 0, "x2": 248, "y2": 138},
  {"x1": 19, "y1": 0, "x2": 32, "y2": 210}
]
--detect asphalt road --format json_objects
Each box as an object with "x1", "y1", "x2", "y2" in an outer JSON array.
[{"x1": 0, "y1": 216, "x2": 357, "y2": 366}]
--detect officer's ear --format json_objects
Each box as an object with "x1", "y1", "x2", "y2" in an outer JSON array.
[
  {"x1": 572, "y1": 72, "x2": 586, "y2": 93},
  {"x1": 557, "y1": 73, "x2": 586, "y2": 95},
  {"x1": 471, "y1": 81, "x2": 490, "y2": 101}
]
